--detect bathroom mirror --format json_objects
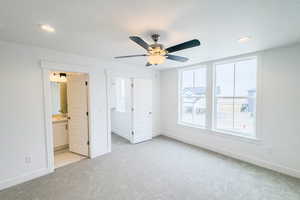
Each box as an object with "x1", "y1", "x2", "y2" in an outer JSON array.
[{"x1": 51, "y1": 82, "x2": 68, "y2": 115}]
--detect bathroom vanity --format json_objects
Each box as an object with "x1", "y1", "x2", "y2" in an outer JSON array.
[{"x1": 52, "y1": 115, "x2": 68, "y2": 150}]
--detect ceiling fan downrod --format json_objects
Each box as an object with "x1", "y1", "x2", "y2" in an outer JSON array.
[{"x1": 151, "y1": 34, "x2": 160, "y2": 43}]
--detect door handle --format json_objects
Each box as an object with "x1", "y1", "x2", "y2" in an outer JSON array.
[
  {"x1": 67, "y1": 117, "x2": 71, "y2": 120},
  {"x1": 148, "y1": 112, "x2": 152, "y2": 115}
]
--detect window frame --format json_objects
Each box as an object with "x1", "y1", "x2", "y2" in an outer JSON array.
[
  {"x1": 212, "y1": 56, "x2": 258, "y2": 139},
  {"x1": 177, "y1": 65, "x2": 208, "y2": 129}
]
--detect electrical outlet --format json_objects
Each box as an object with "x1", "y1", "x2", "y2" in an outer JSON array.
[{"x1": 25, "y1": 156, "x2": 32, "y2": 164}]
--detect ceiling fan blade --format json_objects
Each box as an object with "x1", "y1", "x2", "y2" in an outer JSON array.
[
  {"x1": 114, "y1": 54, "x2": 147, "y2": 59},
  {"x1": 165, "y1": 39, "x2": 200, "y2": 53},
  {"x1": 145, "y1": 62, "x2": 152, "y2": 67},
  {"x1": 129, "y1": 36, "x2": 150, "y2": 51},
  {"x1": 166, "y1": 54, "x2": 189, "y2": 62}
]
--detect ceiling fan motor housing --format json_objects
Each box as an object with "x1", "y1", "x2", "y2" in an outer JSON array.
[{"x1": 151, "y1": 34, "x2": 160, "y2": 43}]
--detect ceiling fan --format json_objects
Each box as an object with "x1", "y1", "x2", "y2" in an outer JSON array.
[{"x1": 114, "y1": 34, "x2": 201, "y2": 67}]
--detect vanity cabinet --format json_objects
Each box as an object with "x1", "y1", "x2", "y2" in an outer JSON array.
[{"x1": 53, "y1": 120, "x2": 68, "y2": 149}]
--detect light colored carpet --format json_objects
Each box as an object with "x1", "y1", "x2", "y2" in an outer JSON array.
[
  {"x1": 1, "y1": 135, "x2": 300, "y2": 200},
  {"x1": 111, "y1": 132, "x2": 131, "y2": 151}
]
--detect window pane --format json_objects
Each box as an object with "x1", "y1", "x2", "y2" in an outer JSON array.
[
  {"x1": 234, "y1": 98, "x2": 255, "y2": 135},
  {"x1": 234, "y1": 59, "x2": 256, "y2": 136},
  {"x1": 216, "y1": 97, "x2": 234, "y2": 130},
  {"x1": 194, "y1": 68, "x2": 206, "y2": 88},
  {"x1": 214, "y1": 58, "x2": 257, "y2": 137},
  {"x1": 195, "y1": 97, "x2": 206, "y2": 126},
  {"x1": 215, "y1": 63, "x2": 234, "y2": 97},
  {"x1": 181, "y1": 99, "x2": 194, "y2": 123},
  {"x1": 235, "y1": 59, "x2": 257, "y2": 96},
  {"x1": 182, "y1": 70, "x2": 193, "y2": 90},
  {"x1": 181, "y1": 97, "x2": 206, "y2": 126},
  {"x1": 180, "y1": 67, "x2": 207, "y2": 127}
]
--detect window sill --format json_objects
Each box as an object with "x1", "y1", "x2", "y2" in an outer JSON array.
[
  {"x1": 177, "y1": 121, "x2": 261, "y2": 144},
  {"x1": 178, "y1": 121, "x2": 207, "y2": 130},
  {"x1": 210, "y1": 129, "x2": 261, "y2": 144}
]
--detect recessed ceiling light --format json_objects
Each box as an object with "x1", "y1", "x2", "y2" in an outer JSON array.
[
  {"x1": 39, "y1": 24, "x2": 55, "y2": 33},
  {"x1": 238, "y1": 36, "x2": 251, "y2": 43}
]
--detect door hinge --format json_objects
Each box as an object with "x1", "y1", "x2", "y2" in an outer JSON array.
[
  {"x1": 85, "y1": 81, "x2": 88, "y2": 86},
  {"x1": 131, "y1": 107, "x2": 134, "y2": 112},
  {"x1": 87, "y1": 141, "x2": 90, "y2": 145},
  {"x1": 131, "y1": 131, "x2": 134, "y2": 135},
  {"x1": 86, "y1": 112, "x2": 89, "y2": 116},
  {"x1": 131, "y1": 83, "x2": 134, "y2": 88}
]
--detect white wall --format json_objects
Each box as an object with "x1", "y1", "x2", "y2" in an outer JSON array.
[
  {"x1": 0, "y1": 40, "x2": 161, "y2": 190},
  {"x1": 160, "y1": 43, "x2": 300, "y2": 178},
  {"x1": 0, "y1": 41, "x2": 109, "y2": 189}
]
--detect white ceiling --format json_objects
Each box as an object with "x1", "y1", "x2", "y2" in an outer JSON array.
[{"x1": 1, "y1": 0, "x2": 300, "y2": 69}]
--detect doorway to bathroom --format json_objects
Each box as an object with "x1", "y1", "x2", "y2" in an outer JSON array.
[{"x1": 50, "y1": 71, "x2": 90, "y2": 169}]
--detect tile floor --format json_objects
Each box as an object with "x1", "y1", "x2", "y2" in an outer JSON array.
[{"x1": 54, "y1": 149, "x2": 86, "y2": 168}]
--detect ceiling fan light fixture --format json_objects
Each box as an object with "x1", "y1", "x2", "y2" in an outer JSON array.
[
  {"x1": 148, "y1": 55, "x2": 166, "y2": 65},
  {"x1": 238, "y1": 36, "x2": 251, "y2": 43},
  {"x1": 50, "y1": 72, "x2": 67, "y2": 82},
  {"x1": 115, "y1": 34, "x2": 200, "y2": 67},
  {"x1": 39, "y1": 24, "x2": 55, "y2": 33}
]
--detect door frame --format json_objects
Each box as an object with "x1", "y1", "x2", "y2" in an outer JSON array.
[
  {"x1": 41, "y1": 60, "x2": 92, "y2": 172},
  {"x1": 105, "y1": 70, "x2": 154, "y2": 146},
  {"x1": 105, "y1": 71, "x2": 136, "y2": 146}
]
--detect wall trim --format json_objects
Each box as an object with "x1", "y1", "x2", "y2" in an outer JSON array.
[
  {"x1": 0, "y1": 168, "x2": 53, "y2": 191},
  {"x1": 161, "y1": 130, "x2": 300, "y2": 179},
  {"x1": 112, "y1": 129, "x2": 161, "y2": 141},
  {"x1": 112, "y1": 128, "x2": 130, "y2": 141},
  {"x1": 106, "y1": 70, "x2": 157, "y2": 146},
  {"x1": 40, "y1": 60, "x2": 97, "y2": 173},
  {"x1": 152, "y1": 130, "x2": 162, "y2": 137}
]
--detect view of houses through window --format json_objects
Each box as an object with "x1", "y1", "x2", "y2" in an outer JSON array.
[
  {"x1": 214, "y1": 58, "x2": 257, "y2": 137},
  {"x1": 180, "y1": 67, "x2": 207, "y2": 127},
  {"x1": 179, "y1": 57, "x2": 257, "y2": 138}
]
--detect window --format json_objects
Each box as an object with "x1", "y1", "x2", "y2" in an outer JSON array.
[
  {"x1": 213, "y1": 58, "x2": 257, "y2": 137},
  {"x1": 179, "y1": 67, "x2": 207, "y2": 127}
]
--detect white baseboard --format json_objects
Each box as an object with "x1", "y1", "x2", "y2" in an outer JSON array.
[
  {"x1": 152, "y1": 130, "x2": 162, "y2": 137},
  {"x1": 0, "y1": 168, "x2": 53, "y2": 191},
  {"x1": 112, "y1": 128, "x2": 130, "y2": 141},
  {"x1": 112, "y1": 129, "x2": 161, "y2": 139},
  {"x1": 161, "y1": 130, "x2": 300, "y2": 179}
]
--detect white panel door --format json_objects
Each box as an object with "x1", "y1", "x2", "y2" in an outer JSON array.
[
  {"x1": 67, "y1": 74, "x2": 89, "y2": 156},
  {"x1": 132, "y1": 78, "x2": 153, "y2": 143}
]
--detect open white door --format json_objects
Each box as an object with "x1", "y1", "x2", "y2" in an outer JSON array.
[
  {"x1": 67, "y1": 74, "x2": 89, "y2": 156},
  {"x1": 131, "y1": 78, "x2": 153, "y2": 143}
]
